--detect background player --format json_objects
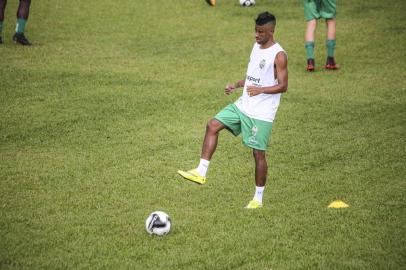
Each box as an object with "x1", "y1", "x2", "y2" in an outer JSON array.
[
  {"x1": 0, "y1": 0, "x2": 32, "y2": 45},
  {"x1": 304, "y1": 0, "x2": 338, "y2": 71}
]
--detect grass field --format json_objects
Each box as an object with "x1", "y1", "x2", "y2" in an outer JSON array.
[{"x1": 1, "y1": 0, "x2": 405, "y2": 269}]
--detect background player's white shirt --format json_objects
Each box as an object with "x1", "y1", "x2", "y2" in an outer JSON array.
[{"x1": 235, "y1": 42, "x2": 286, "y2": 122}]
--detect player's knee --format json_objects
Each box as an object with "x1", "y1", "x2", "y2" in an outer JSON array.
[{"x1": 206, "y1": 119, "x2": 222, "y2": 134}]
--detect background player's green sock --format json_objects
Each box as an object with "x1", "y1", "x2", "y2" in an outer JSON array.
[
  {"x1": 326, "y1": 39, "x2": 336, "y2": 58},
  {"x1": 15, "y1": 18, "x2": 27, "y2": 34},
  {"x1": 305, "y1": 41, "x2": 315, "y2": 60}
]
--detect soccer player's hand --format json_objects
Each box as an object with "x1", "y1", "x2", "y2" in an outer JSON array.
[
  {"x1": 247, "y1": 85, "x2": 263, "y2": 97},
  {"x1": 225, "y1": 84, "x2": 236, "y2": 95}
]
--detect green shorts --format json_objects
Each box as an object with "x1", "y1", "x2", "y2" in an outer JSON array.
[
  {"x1": 214, "y1": 104, "x2": 273, "y2": 151},
  {"x1": 304, "y1": 0, "x2": 336, "y2": 21}
]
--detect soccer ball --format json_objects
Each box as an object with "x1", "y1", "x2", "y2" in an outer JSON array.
[
  {"x1": 239, "y1": 0, "x2": 256, "y2": 6},
  {"x1": 145, "y1": 211, "x2": 171, "y2": 236}
]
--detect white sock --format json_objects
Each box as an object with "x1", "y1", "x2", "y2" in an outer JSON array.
[
  {"x1": 196, "y1": 158, "x2": 210, "y2": 177},
  {"x1": 253, "y1": 186, "x2": 265, "y2": 204}
]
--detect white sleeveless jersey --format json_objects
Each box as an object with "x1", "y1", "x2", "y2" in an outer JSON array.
[{"x1": 235, "y1": 42, "x2": 286, "y2": 122}]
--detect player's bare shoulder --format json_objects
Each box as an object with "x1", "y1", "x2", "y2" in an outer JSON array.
[{"x1": 275, "y1": 50, "x2": 288, "y2": 67}]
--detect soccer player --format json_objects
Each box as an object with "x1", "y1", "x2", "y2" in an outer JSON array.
[
  {"x1": 304, "y1": 0, "x2": 338, "y2": 71},
  {"x1": 0, "y1": 0, "x2": 32, "y2": 45},
  {"x1": 178, "y1": 11, "x2": 288, "y2": 209}
]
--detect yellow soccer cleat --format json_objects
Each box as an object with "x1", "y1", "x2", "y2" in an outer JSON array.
[
  {"x1": 245, "y1": 199, "x2": 263, "y2": 209},
  {"x1": 177, "y1": 169, "x2": 207, "y2": 185},
  {"x1": 205, "y1": 0, "x2": 216, "y2": 6}
]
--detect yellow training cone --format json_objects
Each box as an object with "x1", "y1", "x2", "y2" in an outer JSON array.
[{"x1": 328, "y1": 200, "x2": 350, "y2": 209}]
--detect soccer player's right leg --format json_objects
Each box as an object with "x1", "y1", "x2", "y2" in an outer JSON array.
[
  {"x1": 305, "y1": 19, "x2": 317, "y2": 71},
  {"x1": 304, "y1": 0, "x2": 319, "y2": 71},
  {"x1": 0, "y1": 0, "x2": 7, "y2": 44},
  {"x1": 177, "y1": 119, "x2": 225, "y2": 185},
  {"x1": 13, "y1": 0, "x2": 31, "y2": 45},
  {"x1": 178, "y1": 104, "x2": 241, "y2": 185},
  {"x1": 201, "y1": 119, "x2": 225, "y2": 161}
]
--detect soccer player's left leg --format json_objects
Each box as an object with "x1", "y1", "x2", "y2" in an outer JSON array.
[
  {"x1": 325, "y1": 19, "x2": 339, "y2": 69},
  {"x1": 245, "y1": 149, "x2": 267, "y2": 209},
  {"x1": 241, "y1": 119, "x2": 272, "y2": 209}
]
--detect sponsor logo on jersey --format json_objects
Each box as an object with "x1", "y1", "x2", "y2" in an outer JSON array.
[{"x1": 246, "y1": 75, "x2": 260, "y2": 84}]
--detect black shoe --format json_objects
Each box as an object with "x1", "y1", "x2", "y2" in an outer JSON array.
[
  {"x1": 12, "y1": 32, "x2": 31, "y2": 45},
  {"x1": 306, "y1": 58, "x2": 315, "y2": 72},
  {"x1": 325, "y1": 57, "x2": 340, "y2": 70}
]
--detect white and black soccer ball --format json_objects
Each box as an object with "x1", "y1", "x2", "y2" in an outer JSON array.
[
  {"x1": 239, "y1": 0, "x2": 256, "y2": 7},
  {"x1": 145, "y1": 211, "x2": 171, "y2": 236}
]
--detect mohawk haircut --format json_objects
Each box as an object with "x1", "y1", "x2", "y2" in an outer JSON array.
[{"x1": 255, "y1": 11, "x2": 276, "y2": 26}]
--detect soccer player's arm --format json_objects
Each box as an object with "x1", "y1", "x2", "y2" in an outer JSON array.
[
  {"x1": 247, "y1": 51, "x2": 288, "y2": 96},
  {"x1": 225, "y1": 79, "x2": 245, "y2": 95}
]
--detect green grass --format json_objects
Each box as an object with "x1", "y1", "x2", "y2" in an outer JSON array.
[{"x1": 1, "y1": 0, "x2": 405, "y2": 269}]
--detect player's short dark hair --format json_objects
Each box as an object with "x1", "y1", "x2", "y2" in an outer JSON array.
[{"x1": 255, "y1": 11, "x2": 276, "y2": 26}]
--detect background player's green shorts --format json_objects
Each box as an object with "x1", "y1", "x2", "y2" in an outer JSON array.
[
  {"x1": 214, "y1": 104, "x2": 273, "y2": 151},
  {"x1": 304, "y1": 0, "x2": 336, "y2": 21}
]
